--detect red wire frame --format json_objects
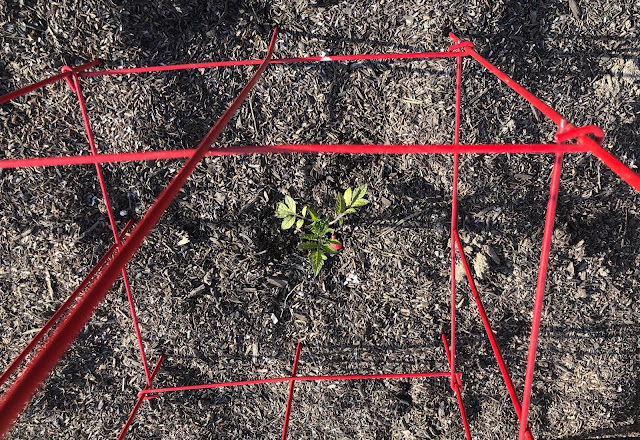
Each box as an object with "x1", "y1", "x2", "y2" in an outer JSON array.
[{"x1": 0, "y1": 28, "x2": 638, "y2": 440}]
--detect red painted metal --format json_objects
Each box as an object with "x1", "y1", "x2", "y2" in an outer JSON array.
[
  {"x1": 0, "y1": 27, "x2": 278, "y2": 438},
  {"x1": 555, "y1": 125, "x2": 604, "y2": 145},
  {"x1": 77, "y1": 51, "x2": 465, "y2": 78},
  {"x1": 138, "y1": 371, "x2": 457, "y2": 396},
  {"x1": 454, "y1": 231, "x2": 534, "y2": 440},
  {"x1": 448, "y1": 38, "x2": 464, "y2": 391},
  {"x1": 442, "y1": 335, "x2": 472, "y2": 440},
  {"x1": 117, "y1": 354, "x2": 165, "y2": 440},
  {"x1": 518, "y1": 152, "x2": 564, "y2": 440},
  {"x1": 70, "y1": 72, "x2": 152, "y2": 386},
  {"x1": 0, "y1": 220, "x2": 134, "y2": 389},
  {"x1": 0, "y1": 60, "x2": 100, "y2": 105},
  {"x1": 0, "y1": 143, "x2": 592, "y2": 169},
  {"x1": 1, "y1": 28, "x2": 639, "y2": 440},
  {"x1": 282, "y1": 342, "x2": 302, "y2": 440}
]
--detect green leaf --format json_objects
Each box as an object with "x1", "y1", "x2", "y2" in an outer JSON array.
[
  {"x1": 310, "y1": 219, "x2": 330, "y2": 237},
  {"x1": 353, "y1": 184, "x2": 367, "y2": 202},
  {"x1": 296, "y1": 218, "x2": 304, "y2": 229},
  {"x1": 351, "y1": 198, "x2": 369, "y2": 207},
  {"x1": 343, "y1": 187, "x2": 353, "y2": 206},
  {"x1": 310, "y1": 249, "x2": 325, "y2": 276},
  {"x1": 301, "y1": 234, "x2": 318, "y2": 240},
  {"x1": 308, "y1": 209, "x2": 319, "y2": 222},
  {"x1": 276, "y1": 202, "x2": 292, "y2": 218},
  {"x1": 285, "y1": 195, "x2": 297, "y2": 215},
  {"x1": 336, "y1": 192, "x2": 346, "y2": 215},
  {"x1": 344, "y1": 208, "x2": 356, "y2": 214},
  {"x1": 329, "y1": 238, "x2": 341, "y2": 244},
  {"x1": 302, "y1": 206, "x2": 307, "y2": 217},
  {"x1": 298, "y1": 241, "x2": 318, "y2": 250},
  {"x1": 281, "y1": 215, "x2": 296, "y2": 230},
  {"x1": 321, "y1": 244, "x2": 337, "y2": 255}
]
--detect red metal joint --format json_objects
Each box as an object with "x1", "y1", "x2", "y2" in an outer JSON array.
[
  {"x1": 448, "y1": 41, "x2": 475, "y2": 52},
  {"x1": 555, "y1": 125, "x2": 605, "y2": 146},
  {"x1": 60, "y1": 66, "x2": 77, "y2": 92},
  {"x1": 451, "y1": 372, "x2": 463, "y2": 391}
]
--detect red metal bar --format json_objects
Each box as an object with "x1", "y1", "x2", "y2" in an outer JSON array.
[
  {"x1": 448, "y1": 33, "x2": 565, "y2": 127},
  {"x1": 555, "y1": 125, "x2": 604, "y2": 145},
  {"x1": 78, "y1": 51, "x2": 465, "y2": 78},
  {"x1": 139, "y1": 371, "x2": 454, "y2": 396},
  {"x1": 448, "y1": 33, "x2": 640, "y2": 194},
  {"x1": 0, "y1": 144, "x2": 591, "y2": 169},
  {"x1": 518, "y1": 152, "x2": 564, "y2": 440},
  {"x1": 453, "y1": 231, "x2": 534, "y2": 440},
  {"x1": 281, "y1": 343, "x2": 302, "y2": 440},
  {"x1": 0, "y1": 28, "x2": 279, "y2": 439},
  {"x1": 589, "y1": 142, "x2": 640, "y2": 194},
  {"x1": 0, "y1": 220, "x2": 134, "y2": 389},
  {"x1": 442, "y1": 335, "x2": 472, "y2": 440},
  {"x1": 70, "y1": 73, "x2": 152, "y2": 385},
  {"x1": 448, "y1": 42, "x2": 464, "y2": 390},
  {"x1": 117, "y1": 394, "x2": 144, "y2": 440},
  {"x1": 117, "y1": 354, "x2": 165, "y2": 440},
  {"x1": 0, "y1": 60, "x2": 100, "y2": 105}
]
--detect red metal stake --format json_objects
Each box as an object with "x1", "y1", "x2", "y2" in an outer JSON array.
[
  {"x1": 0, "y1": 28, "x2": 279, "y2": 438},
  {"x1": 448, "y1": 37, "x2": 464, "y2": 390},
  {"x1": 117, "y1": 354, "x2": 165, "y2": 440},
  {"x1": 69, "y1": 72, "x2": 152, "y2": 386},
  {"x1": 454, "y1": 231, "x2": 534, "y2": 440},
  {"x1": 442, "y1": 335, "x2": 472, "y2": 440},
  {"x1": 518, "y1": 152, "x2": 563, "y2": 440},
  {"x1": 281, "y1": 343, "x2": 302, "y2": 440}
]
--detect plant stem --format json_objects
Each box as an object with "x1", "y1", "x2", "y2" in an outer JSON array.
[{"x1": 328, "y1": 210, "x2": 350, "y2": 226}]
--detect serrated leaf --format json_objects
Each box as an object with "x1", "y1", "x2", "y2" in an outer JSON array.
[
  {"x1": 302, "y1": 206, "x2": 307, "y2": 217},
  {"x1": 353, "y1": 184, "x2": 367, "y2": 201},
  {"x1": 301, "y1": 233, "x2": 318, "y2": 240},
  {"x1": 309, "y1": 209, "x2": 319, "y2": 222},
  {"x1": 321, "y1": 244, "x2": 337, "y2": 255},
  {"x1": 336, "y1": 192, "x2": 346, "y2": 215},
  {"x1": 351, "y1": 198, "x2": 369, "y2": 207},
  {"x1": 310, "y1": 249, "x2": 324, "y2": 276},
  {"x1": 281, "y1": 215, "x2": 296, "y2": 230},
  {"x1": 276, "y1": 202, "x2": 292, "y2": 218},
  {"x1": 298, "y1": 241, "x2": 318, "y2": 250},
  {"x1": 343, "y1": 187, "x2": 353, "y2": 206},
  {"x1": 285, "y1": 195, "x2": 297, "y2": 215},
  {"x1": 296, "y1": 218, "x2": 304, "y2": 229}
]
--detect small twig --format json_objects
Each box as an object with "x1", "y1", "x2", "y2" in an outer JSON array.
[
  {"x1": 379, "y1": 208, "x2": 430, "y2": 237},
  {"x1": 217, "y1": 0, "x2": 229, "y2": 24}
]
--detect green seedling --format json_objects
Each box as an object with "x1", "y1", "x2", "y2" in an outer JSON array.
[{"x1": 275, "y1": 184, "x2": 369, "y2": 276}]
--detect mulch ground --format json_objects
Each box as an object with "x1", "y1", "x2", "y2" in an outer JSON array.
[{"x1": 1, "y1": 0, "x2": 639, "y2": 439}]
